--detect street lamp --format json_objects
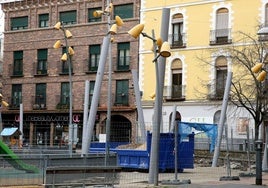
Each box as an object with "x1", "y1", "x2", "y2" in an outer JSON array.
[
  {"x1": 82, "y1": 1, "x2": 123, "y2": 160},
  {"x1": 53, "y1": 22, "x2": 75, "y2": 156},
  {"x1": 128, "y1": 23, "x2": 171, "y2": 185}
]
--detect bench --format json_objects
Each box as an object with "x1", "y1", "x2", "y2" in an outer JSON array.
[{"x1": 45, "y1": 166, "x2": 121, "y2": 187}]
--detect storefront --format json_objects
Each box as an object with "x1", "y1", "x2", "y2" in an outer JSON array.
[{"x1": 2, "y1": 113, "x2": 84, "y2": 147}]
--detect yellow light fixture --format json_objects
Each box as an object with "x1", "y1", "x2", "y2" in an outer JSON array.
[
  {"x1": 65, "y1": 30, "x2": 73, "y2": 39},
  {"x1": 105, "y1": 3, "x2": 113, "y2": 13},
  {"x1": 159, "y1": 42, "x2": 171, "y2": 57},
  {"x1": 128, "y1": 24, "x2": 145, "y2": 39},
  {"x1": 93, "y1": 10, "x2": 104, "y2": 18},
  {"x1": 61, "y1": 53, "x2": 68, "y2": 61},
  {"x1": 156, "y1": 38, "x2": 163, "y2": 49},
  {"x1": 257, "y1": 70, "x2": 267, "y2": 82},
  {"x1": 68, "y1": 47, "x2": 75, "y2": 56},
  {"x1": 251, "y1": 63, "x2": 263, "y2": 73},
  {"x1": 111, "y1": 37, "x2": 114, "y2": 43},
  {"x1": 109, "y1": 24, "x2": 117, "y2": 35},
  {"x1": 53, "y1": 40, "x2": 61, "y2": 49},
  {"x1": 54, "y1": 22, "x2": 61, "y2": 30},
  {"x1": 115, "y1": 16, "x2": 124, "y2": 26},
  {"x1": 2, "y1": 100, "x2": 8, "y2": 107}
]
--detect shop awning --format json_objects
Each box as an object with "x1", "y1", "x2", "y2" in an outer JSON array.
[{"x1": 0, "y1": 127, "x2": 19, "y2": 136}]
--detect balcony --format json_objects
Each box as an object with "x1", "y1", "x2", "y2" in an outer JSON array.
[
  {"x1": 114, "y1": 92, "x2": 129, "y2": 106},
  {"x1": 207, "y1": 83, "x2": 224, "y2": 100},
  {"x1": 258, "y1": 24, "x2": 268, "y2": 41},
  {"x1": 32, "y1": 95, "x2": 46, "y2": 110},
  {"x1": 8, "y1": 97, "x2": 22, "y2": 110},
  {"x1": 169, "y1": 33, "x2": 186, "y2": 48},
  {"x1": 163, "y1": 85, "x2": 185, "y2": 101},
  {"x1": 210, "y1": 28, "x2": 232, "y2": 45},
  {"x1": 56, "y1": 95, "x2": 70, "y2": 110}
]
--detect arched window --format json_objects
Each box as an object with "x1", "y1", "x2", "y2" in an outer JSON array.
[
  {"x1": 211, "y1": 8, "x2": 231, "y2": 44},
  {"x1": 171, "y1": 59, "x2": 184, "y2": 99},
  {"x1": 171, "y1": 13, "x2": 185, "y2": 48},
  {"x1": 215, "y1": 56, "x2": 227, "y2": 98}
]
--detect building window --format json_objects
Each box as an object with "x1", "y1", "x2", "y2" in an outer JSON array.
[
  {"x1": 37, "y1": 49, "x2": 47, "y2": 75},
  {"x1": 11, "y1": 84, "x2": 22, "y2": 109},
  {"x1": 39, "y1": 14, "x2": 49, "y2": 28},
  {"x1": 60, "y1": 11, "x2": 77, "y2": 25},
  {"x1": 115, "y1": 80, "x2": 129, "y2": 105},
  {"x1": 215, "y1": 56, "x2": 227, "y2": 99},
  {"x1": 171, "y1": 59, "x2": 183, "y2": 99},
  {"x1": 60, "y1": 82, "x2": 70, "y2": 105},
  {"x1": 61, "y1": 47, "x2": 72, "y2": 74},
  {"x1": 171, "y1": 13, "x2": 185, "y2": 48},
  {"x1": 210, "y1": 8, "x2": 231, "y2": 45},
  {"x1": 35, "y1": 83, "x2": 46, "y2": 109},
  {"x1": 114, "y1": 4, "x2": 133, "y2": 19},
  {"x1": 89, "y1": 81, "x2": 95, "y2": 105},
  {"x1": 11, "y1": 16, "x2": 28, "y2": 30},
  {"x1": 88, "y1": 8, "x2": 101, "y2": 22},
  {"x1": 13, "y1": 51, "x2": 23, "y2": 76},
  {"x1": 117, "y1": 42, "x2": 130, "y2": 71},
  {"x1": 89, "y1": 45, "x2": 100, "y2": 72}
]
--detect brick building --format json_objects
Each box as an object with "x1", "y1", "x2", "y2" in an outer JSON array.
[{"x1": 0, "y1": 0, "x2": 140, "y2": 147}]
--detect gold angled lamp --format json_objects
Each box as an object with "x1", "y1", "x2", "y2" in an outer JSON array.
[
  {"x1": 251, "y1": 63, "x2": 263, "y2": 73},
  {"x1": 109, "y1": 24, "x2": 117, "y2": 35},
  {"x1": 65, "y1": 30, "x2": 73, "y2": 39},
  {"x1": 115, "y1": 16, "x2": 124, "y2": 26},
  {"x1": 53, "y1": 40, "x2": 62, "y2": 49},
  {"x1": 93, "y1": 10, "x2": 104, "y2": 18},
  {"x1": 128, "y1": 24, "x2": 145, "y2": 39},
  {"x1": 257, "y1": 70, "x2": 267, "y2": 82},
  {"x1": 54, "y1": 22, "x2": 61, "y2": 30},
  {"x1": 159, "y1": 42, "x2": 171, "y2": 57},
  {"x1": 105, "y1": 3, "x2": 113, "y2": 13},
  {"x1": 61, "y1": 53, "x2": 67, "y2": 61},
  {"x1": 68, "y1": 47, "x2": 75, "y2": 56}
]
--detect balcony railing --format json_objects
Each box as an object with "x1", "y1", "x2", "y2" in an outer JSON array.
[
  {"x1": 32, "y1": 95, "x2": 46, "y2": 110},
  {"x1": 114, "y1": 92, "x2": 129, "y2": 106},
  {"x1": 8, "y1": 96, "x2": 22, "y2": 109},
  {"x1": 207, "y1": 83, "x2": 224, "y2": 100},
  {"x1": 169, "y1": 33, "x2": 186, "y2": 48},
  {"x1": 210, "y1": 28, "x2": 232, "y2": 45},
  {"x1": 163, "y1": 85, "x2": 185, "y2": 101}
]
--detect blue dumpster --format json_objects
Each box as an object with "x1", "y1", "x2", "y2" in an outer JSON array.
[{"x1": 90, "y1": 132, "x2": 194, "y2": 172}]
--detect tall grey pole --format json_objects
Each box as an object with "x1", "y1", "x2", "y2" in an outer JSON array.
[
  {"x1": 105, "y1": 1, "x2": 112, "y2": 164},
  {"x1": 212, "y1": 71, "x2": 233, "y2": 167},
  {"x1": 19, "y1": 103, "x2": 23, "y2": 148},
  {"x1": 148, "y1": 8, "x2": 170, "y2": 185},
  {"x1": 81, "y1": 80, "x2": 89, "y2": 155},
  {"x1": 131, "y1": 69, "x2": 146, "y2": 143},
  {"x1": 84, "y1": 35, "x2": 110, "y2": 155}
]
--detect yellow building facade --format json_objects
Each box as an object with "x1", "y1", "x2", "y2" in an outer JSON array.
[{"x1": 140, "y1": 0, "x2": 267, "y2": 145}]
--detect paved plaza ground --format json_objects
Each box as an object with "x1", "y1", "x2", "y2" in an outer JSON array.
[{"x1": 1, "y1": 166, "x2": 268, "y2": 188}]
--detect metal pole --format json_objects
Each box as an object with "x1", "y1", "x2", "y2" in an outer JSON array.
[
  {"x1": 255, "y1": 140, "x2": 263, "y2": 185},
  {"x1": 81, "y1": 80, "x2": 89, "y2": 156},
  {"x1": 19, "y1": 103, "x2": 23, "y2": 148},
  {"x1": 105, "y1": 2, "x2": 112, "y2": 164},
  {"x1": 131, "y1": 69, "x2": 146, "y2": 143},
  {"x1": 212, "y1": 71, "x2": 233, "y2": 167},
  {"x1": 62, "y1": 26, "x2": 73, "y2": 156},
  {"x1": 148, "y1": 8, "x2": 170, "y2": 185},
  {"x1": 85, "y1": 35, "x2": 110, "y2": 155}
]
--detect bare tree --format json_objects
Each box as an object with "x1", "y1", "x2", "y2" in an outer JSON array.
[{"x1": 228, "y1": 32, "x2": 268, "y2": 141}]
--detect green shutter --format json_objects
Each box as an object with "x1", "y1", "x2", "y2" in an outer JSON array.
[
  {"x1": 14, "y1": 51, "x2": 23, "y2": 59},
  {"x1": 90, "y1": 45, "x2": 100, "y2": 54},
  {"x1": 114, "y1": 4, "x2": 133, "y2": 19},
  {"x1": 11, "y1": 16, "x2": 28, "y2": 28},
  {"x1": 60, "y1": 11, "x2": 77, "y2": 24},
  {"x1": 39, "y1": 14, "x2": 48, "y2": 21},
  {"x1": 118, "y1": 43, "x2": 130, "y2": 50},
  {"x1": 38, "y1": 49, "x2": 48, "y2": 60}
]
